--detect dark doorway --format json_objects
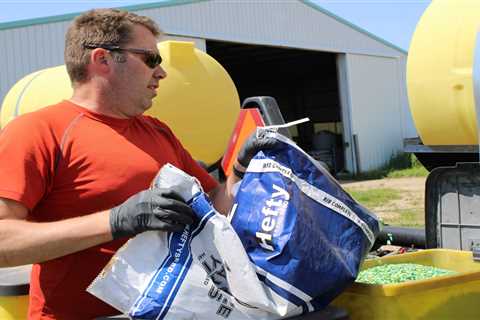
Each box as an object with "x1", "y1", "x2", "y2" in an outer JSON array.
[{"x1": 207, "y1": 40, "x2": 345, "y2": 173}]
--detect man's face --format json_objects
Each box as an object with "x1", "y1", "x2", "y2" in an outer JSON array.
[{"x1": 109, "y1": 24, "x2": 166, "y2": 117}]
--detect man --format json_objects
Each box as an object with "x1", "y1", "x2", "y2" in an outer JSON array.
[{"x1": 0, "y1": 9, "x2": 273, "y2": 319}]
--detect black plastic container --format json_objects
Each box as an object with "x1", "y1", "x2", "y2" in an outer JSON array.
[{"x1": 425, "y1": 162, "x2": 480, "y2": 250}]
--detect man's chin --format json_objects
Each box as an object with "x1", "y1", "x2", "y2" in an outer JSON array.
[{"x1": 141, "y1": 101, "x2": 153, "y2": 113}]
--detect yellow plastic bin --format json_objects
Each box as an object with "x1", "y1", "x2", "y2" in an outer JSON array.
[
  {"x1": 332, "y1": 249, "x2": 480, "y2": 320},
  {"x1": 0, "y1": 265, "x2": 31, "y2": 320}
]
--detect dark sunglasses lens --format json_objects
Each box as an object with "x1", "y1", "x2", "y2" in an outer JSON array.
[{"x1": 145, "y1": 53, "x2": 162, "y2": 68}]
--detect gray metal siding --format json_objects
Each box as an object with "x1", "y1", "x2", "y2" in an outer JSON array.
[
  {"x1": 346, "y1": 53, "x2": 405, "y2": 172},
  {"x1": 138, "y1": 0, "x2": 403, "y2": 58},
  {"x1": 0, "y1": 21, "x2": 68, "y2": 107},
  {"x1": 336, "y1": 53, "x2": 357, "y2": 174},
  {"x1": 0, "y1": 0, "x2": 406, "y2": 56},
  {"x1": 398, "y1": 55, "x2": 417, "y2": 138},
  {"x1": 0, "y1": 0, "x2": 405, "y2": 105}
]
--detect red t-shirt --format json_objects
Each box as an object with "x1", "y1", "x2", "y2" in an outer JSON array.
[{"x1": 0, "y1": 100, "x2": 218, "y2": 319}]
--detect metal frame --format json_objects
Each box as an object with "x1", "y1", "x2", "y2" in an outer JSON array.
[{"x1": 404, "y1": 137, "x2": 479, "y2": 154}]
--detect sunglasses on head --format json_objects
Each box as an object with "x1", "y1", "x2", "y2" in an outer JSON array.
[{"x1": 83, "y1": 43, "x2": 162, "y2": 69}]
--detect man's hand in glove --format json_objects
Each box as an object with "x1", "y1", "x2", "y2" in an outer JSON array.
[
  {"x1": 109, "y1": 188, "x2": 195, "y2": 239},
  {"x1": 234, "y1": 129, "x2": 279, "y2": 178}
]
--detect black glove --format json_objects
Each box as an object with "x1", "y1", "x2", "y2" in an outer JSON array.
[
  {"x1": 237, "y1": 129, "x2": 279, "y2": 168},
  {"x1": 109, "y1": 188, "x2": 195, "y2": 239}
]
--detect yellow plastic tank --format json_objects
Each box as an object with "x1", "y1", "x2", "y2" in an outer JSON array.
[
  {"x1": 0, "y1": 41, "x2": 240, "y2": 166},
  {"x1": 407, "y1": 0, "x2": 480, "y2": 145}
]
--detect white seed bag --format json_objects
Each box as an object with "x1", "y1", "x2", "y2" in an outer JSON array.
[{"x1": 87, "y1": 164, "x2": 303, "y2": 319}]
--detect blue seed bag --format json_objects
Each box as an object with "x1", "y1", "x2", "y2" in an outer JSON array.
[
  {"x1": 89, "y1": 130, "x2": 380, "y2": 319},
  {"x1": 230, "y1": 129, "x2": 380, "y2": 312}
]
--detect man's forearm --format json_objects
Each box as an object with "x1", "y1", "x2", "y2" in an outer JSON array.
[
  {"x1": 0, "y1": 211, "x2": 112, "y2": 267},
  {"x1": 210, "y1": 165, "x2": 243, "y2": 215}
]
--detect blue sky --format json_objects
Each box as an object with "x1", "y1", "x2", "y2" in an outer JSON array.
[{"x1": 0, "y1": 0, "x2": 432, "y2": 51}]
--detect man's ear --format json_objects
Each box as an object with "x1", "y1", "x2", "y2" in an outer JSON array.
[{"x1": 90, "y1": 48, "x2": 110, "y2": 71}]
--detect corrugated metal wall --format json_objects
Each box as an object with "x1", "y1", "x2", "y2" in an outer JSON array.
[
  {"x1": 0, "y1": 21, "x2": 70, "y2": 107},
  {"x1": 0, "y1": 0, "x2": 405, "y2": 104},
  {"x1": 344, "y1": 53, "x2": 405, "y2": 171},
  {"x1": 397, "y1": 55, "x2": 417, "y2": 139},
  {"x1": 137, "y1": 0, "x2": 402, "y2": 57},
  {"x1": 336, "y1": 54, "x2": 356, "y2": 173}
]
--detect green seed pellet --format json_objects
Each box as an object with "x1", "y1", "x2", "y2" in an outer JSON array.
[{"x1": 355, "y1": 263, "x2": 457, "y2": 285}]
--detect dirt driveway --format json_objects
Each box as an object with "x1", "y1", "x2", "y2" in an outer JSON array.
[{"x1": 340, "y1": 177, "x2": 427, "y2": 227}]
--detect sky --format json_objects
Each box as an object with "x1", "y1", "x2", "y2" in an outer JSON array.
[{"x1": 0, "y1": 0, "x2": 432, "y2": 51}]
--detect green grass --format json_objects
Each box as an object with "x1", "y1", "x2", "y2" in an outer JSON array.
[
  {"x1": 345, "y1": 188, "x2": 425, "y2": 227},
  {"x1": 346, "y1": 188, "x2": 401, "y2": 208},
  {"x1": 386, "y1": 166, "x2": 428, "y2": 178},
  {"x1": 344, "y1": 153, "x2": 428, "y2": 180},
  {"x1": 382, "y1": 208, "x2": 424, "y2": 228}
]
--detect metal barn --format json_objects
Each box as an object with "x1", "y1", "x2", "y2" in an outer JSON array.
[{"x1": 0, "y1": 0, "x2": 416, "y2": 173}]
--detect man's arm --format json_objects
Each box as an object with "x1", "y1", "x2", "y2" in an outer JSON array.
[
  {"x1": 0, "y1": 197, "x2": 112, "y2": 267},
  {"x1": 208, "y1": 164, "x2": 243, "y2": 215},
  {"x1": 0, "y1": 188, "x2": 196, "y2": 267}
]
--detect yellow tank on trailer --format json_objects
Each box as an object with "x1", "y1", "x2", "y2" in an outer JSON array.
[
  {"x1": 0, "y1": 41, "x2": 240, "y2": 166},
  {"x1": 407, "y1": 0, "x2": 480, "y2": 145}
]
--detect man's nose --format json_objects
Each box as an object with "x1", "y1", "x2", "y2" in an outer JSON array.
[{"x1": 153, "y1": 65, "x2": 167, "y2": 80}]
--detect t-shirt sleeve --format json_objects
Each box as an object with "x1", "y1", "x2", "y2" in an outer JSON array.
[
  {"x1": 153, "y1": 120, "x2": 219, "y2": 192},
  {"x1": 0, "y1": 115, "x2": 56, "y2": 210}
]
